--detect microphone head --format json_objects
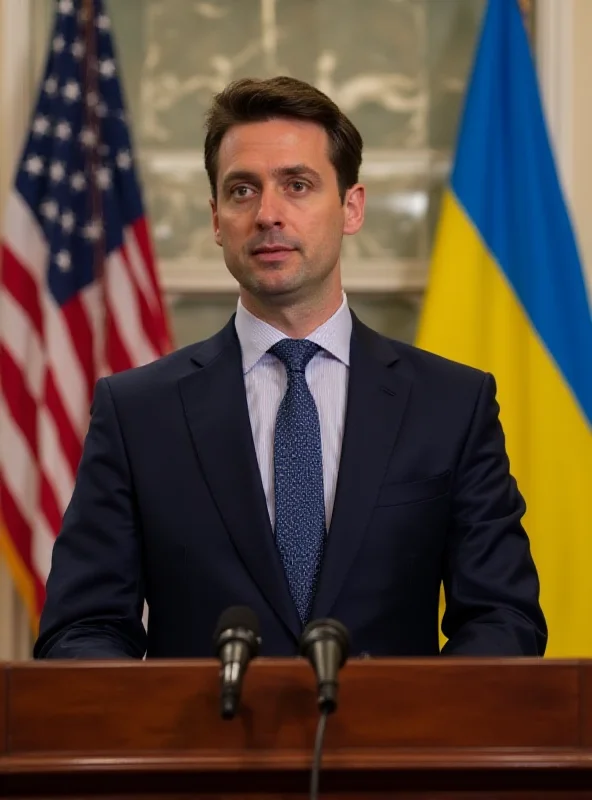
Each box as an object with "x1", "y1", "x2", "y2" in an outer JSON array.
[
  {"x1": 213, "y1": 605, "x2": 261, "y2": 657},
  {"x1": 213, "y1": 606, "x2": 261, "y2": 721},
  {"x1": 300, "y1": 617, "x2": 350, "y2": 666},
  {"x1": 299, "y1": 618, "x2": 350, "y2": 713}
]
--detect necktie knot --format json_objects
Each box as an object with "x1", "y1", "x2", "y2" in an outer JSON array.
[{"x1": 269, "y1": 339, "x2": 321, "y2": 373}]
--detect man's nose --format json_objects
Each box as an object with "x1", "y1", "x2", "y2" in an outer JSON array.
[{"x1": 255, "y1": 187, "x2": 285, "y2": 229}]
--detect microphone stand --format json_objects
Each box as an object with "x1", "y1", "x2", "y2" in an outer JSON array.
[{"x1": 299, "y1": 618, "x2": 350, "y2": 800}]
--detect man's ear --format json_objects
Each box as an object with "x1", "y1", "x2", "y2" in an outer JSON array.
[
  {"x1": 343, "y1": 183, "x2": 365, "y2": 236},
  {"x1": 210, "y1": 197, "x2": 222, "y2": 246}
]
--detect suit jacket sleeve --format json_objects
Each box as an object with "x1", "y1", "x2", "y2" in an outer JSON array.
[
  {"x1": 33, "y1": 377, "x2": 147, "y2": 659},
  {"x1": 441, "y1": 373, "x2": 547, "y2": 656}
]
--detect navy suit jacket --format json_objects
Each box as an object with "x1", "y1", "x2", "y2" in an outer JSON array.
[{"x1": 34, "y1": 314, "x2": 547, "y2": 659}]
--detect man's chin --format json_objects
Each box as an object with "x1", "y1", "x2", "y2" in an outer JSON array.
[
  {"x1": 252, "y1": 283, "x2": 304, "y2": 303},
  {"x1": 244, "y1": 270, "x2": 305, "y2": 299}
]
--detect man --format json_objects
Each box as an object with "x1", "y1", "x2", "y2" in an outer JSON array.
[{"x1": 34, "y1": 76, "x2": 547, "y2": 659}]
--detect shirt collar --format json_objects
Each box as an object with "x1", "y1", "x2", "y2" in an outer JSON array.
[{"x1": 235, "y1": 293, "x2": 352, "y2": 374}]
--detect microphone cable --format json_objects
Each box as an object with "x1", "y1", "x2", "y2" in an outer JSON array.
[{"x1": 310, "y1": 708, "x2": 329, "y2": 800}]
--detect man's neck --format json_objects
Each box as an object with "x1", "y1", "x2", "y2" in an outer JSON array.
[{"x1": 240, "y1": 290, "x2": 344, "y2": 339}]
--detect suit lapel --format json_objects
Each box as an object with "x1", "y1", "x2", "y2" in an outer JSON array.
[
  {"x1": 178, "y1": 319, "x2": 301, "y2": 641},
  {"x1": 311, "y1": 316, "x2": 412, "y2": 620}
]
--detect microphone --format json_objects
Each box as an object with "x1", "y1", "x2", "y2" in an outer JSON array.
[
  {"x1": 299, "y1": 617, "x2": 350, "y2": 714},
  {"x1": 300, "y1": 619, "x2": 350, "y2": 800},
  {"x1": 213, "y1": 606, "x2": 261, "y2": 720}
]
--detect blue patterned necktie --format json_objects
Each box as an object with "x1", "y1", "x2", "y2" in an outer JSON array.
[{"x1": 269, "y1": 339, "x2": 326, "y2": 624}]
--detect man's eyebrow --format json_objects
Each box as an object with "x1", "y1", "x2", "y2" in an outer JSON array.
[
  {"x1": 221, "y1": 165, "x2": 322, "y2": 191},
  {"x1": 221, "y1": 170, "x2": 261, "y2": 191},
  {"x1": 271, "y1": 164, "x2": 322, "y2": 181}
]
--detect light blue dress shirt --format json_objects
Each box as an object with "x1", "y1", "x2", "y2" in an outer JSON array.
[{"x1": 234, "y1": 294, "x2": 351, "y2": 530}]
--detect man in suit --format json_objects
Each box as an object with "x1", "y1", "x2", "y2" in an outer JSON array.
[{"x1": 34, "y1": 76, "x2": 547, "y2": 659}]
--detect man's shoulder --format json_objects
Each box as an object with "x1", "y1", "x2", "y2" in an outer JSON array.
[
  {"x1": 396, "y1": 338, "x2": 487, "y2": 384},
  {"x1": 355, "y1": 316, "x2": 488, "y2": 388}
]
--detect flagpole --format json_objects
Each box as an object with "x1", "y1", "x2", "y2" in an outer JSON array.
[
  {"x1": 81, "y1": 0, "x2": 108, "y2": 378},
  {"x1": 517, "y1": 0, "x2": 534, "y2": 37},
  {"x1": 81, "y1": 0, "x2": 104, "y2": 278}
]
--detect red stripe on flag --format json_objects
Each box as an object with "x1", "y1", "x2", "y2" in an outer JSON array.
[
  {"x1": 130, "y1": 219, "x2": 161, "y2": 304},
  {"x1": 61, "y1": 294, "x2": 96, "y2": 406},
  {"x1": 44, "y1": 370, "x2": 84, "y2": 476},
  {"x1": 105, "y1": 305, "x2": 133, "y2": 374},
  {"x1": 130, "y1": 219, "x2": 173, "y2": 351},
  {"x1": 1, "y1": 244, "x2": 43, "y2": 336},
  {"x1": 40, "y1": 472, "x2": 63, "y2": 538},
  {"x1": 0, "y1": 345, "x2": 38, "y2": 458},
  {"x1": 119, "y1": 243, "x2": 164, "y2": 356}
]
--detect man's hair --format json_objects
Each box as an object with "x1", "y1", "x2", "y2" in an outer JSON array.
[{"x1": 204, "y1": 76, "x2": 363, "y2": 202}]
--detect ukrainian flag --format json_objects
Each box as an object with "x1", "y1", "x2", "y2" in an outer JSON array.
[{"x1": 416, "y1": 0, "x2": 592, "y2": 656}]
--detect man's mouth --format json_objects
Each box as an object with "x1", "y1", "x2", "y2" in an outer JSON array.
[
  {"x1": 252, "y1": 245, "x2": 295, "y2": 255},
  {"x1": 251, "y1": 245, "x2": 297, "y2": 262}
]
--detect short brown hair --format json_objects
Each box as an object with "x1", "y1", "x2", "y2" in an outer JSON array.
[{"x1": 204, "y1": 76, "x2": 363, "y2": 202}]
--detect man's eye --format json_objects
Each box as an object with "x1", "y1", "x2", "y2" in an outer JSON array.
[
  {"x1": 289, "y1": 181, "x2": 308, "y2": 192},
  {"x1": 231, "y1": 186, "x2": 255, "y2": 199}
]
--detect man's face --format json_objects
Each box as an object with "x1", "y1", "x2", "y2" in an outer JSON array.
[{"x1": 211, "y1": 118, "x2": 364, "y2": 305}]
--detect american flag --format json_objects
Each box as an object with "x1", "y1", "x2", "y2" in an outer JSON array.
[{"x1": 0, "y1": 0, "x2": 172, "y2": 625}]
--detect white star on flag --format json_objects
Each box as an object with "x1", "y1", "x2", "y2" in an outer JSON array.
[
  {"x1": 70, "y1": 172, "x2": 86, "y2": 191},
  {"x1": 40, "y1": 200, "x2": 59, "y2": 222},
  {"x1": 44, "y1": 76, "x2": 59, "y2": 96},
  {"x1": 49, "y1": 162, "x2": 66, "y2": 183},
  {"x1": 86, "y1": 90, "x2": 99, "y2": 108},
  {"x1": 61, "y1": 211, "x2": 76, "y2": 234},
  {"x1": 55, "y1": 251, "x2": 72, "y2": 272},
  {"x1": 97, "y1": 14, "x2": 111, "y2": 31},
  {"x1": 24, "y1": 155, "x2": 44, "y2": 176},
  {"x1": 99, "y1": 59, "x2": 116, "y2": 79},
  {"x1": 79, "y1": 127, "x2": 98, "y2": 148},
  {"x1": 55, "y1": 121, "x2": 72, "y2": 141},
  {"x1": 96, "y1": 167, "x2": 112, "y2": 190},
  {"x1": 52, "y1": 35, "x2": 66, "y2": 53},
  {"x1": 83, "y1": 219, "x2": 103, "y2": 242},
  {"x1": 116, "y1": 150, "x2": 132, "y2": 170},
  {"x1": 62, "y1": 80, "x2": 81, "y2": 102},
  {"x1": 32, "y1": 116, "x2": 51, "y2": 136},
  {"x1": 71, "y1": 39, "x2": 85, "y2": 60},
  {"x1": 57, "y1": 0, "x2": 74, "y2": 14}
]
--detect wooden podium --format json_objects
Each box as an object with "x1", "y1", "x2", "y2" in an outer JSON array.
[{"x1": 2, "y1": 658, "x2": 592, "y2": 798}]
